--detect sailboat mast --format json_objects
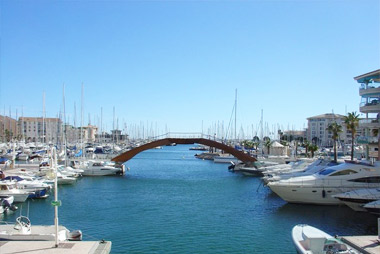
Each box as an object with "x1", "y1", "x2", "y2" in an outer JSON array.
[
  {"x1": 43, "y1": 92, "x2": 45, "y2": 144},
  {"x1": 101, "y1": 107, "x2": 103, "y2": 144},
  {"x1": 80, "y1": 83, "x2": 84, "y2": 158},
  {"x1": 234, "y1": 89, "x2": 237, "y2": 142},
  {"x1": 62, "y1": 84, "x2": 67, "y2": 167},
  {"x1": 113, "y1": 106, "x2": 115, "y2": 149}
]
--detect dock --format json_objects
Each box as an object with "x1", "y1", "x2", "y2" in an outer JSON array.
[
  {"x1": 0, "y1": 240, "x2": 112, "y2": 254},
  {"x1": 341, "y1": 235, "x2": 380, "y2": 254}
]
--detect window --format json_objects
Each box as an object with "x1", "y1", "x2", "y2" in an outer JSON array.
[
  {"x1": 319, "y1": 168, "x2": 336, "y2": 175},
  {"x1": 348, "y1": 177, "x2": 380, "y2": 183},
  {"x1": 330, "y1": 169, "x2": 357, "y2": 176}
]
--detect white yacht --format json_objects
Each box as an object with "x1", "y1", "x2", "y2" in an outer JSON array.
[
  {"x1": 0, "y1": 182, "x2": 31, "y2": 203},
  {"x1": 263, "y1": 159, "x2": 338, "y2": 184},
  {"x1": 292, "y1": 224, "x2": 359, "y2": 254},
  {"x1": 268, "y1": 161, "x2": 380, "y2": 205},
  {"x1": 333, "y1": 188, "x2": 380, "y2": 211},
  {"x1": 363, "y1": 199, "x2": 380, "y2": 215},
  {"x1": 262, "y1": 159, "x2": 314, "y2": 177},
  {"x1": 2, "y1": 175, "x2": 51, "y2": 198},
  {"x1": 213, "y1": 155, "x2": 241, "y2": 164},
  {"x1": 81, "y1": 160, "x2": 125, "y2": 176}
]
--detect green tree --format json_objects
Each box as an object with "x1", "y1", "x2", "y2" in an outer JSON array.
[
  {"x1": 326, "y1": 122, "x2": 343, "y2": 162},
  {"x1": 303, "y1": 140, "x2": 310, "y2": 157},
  {"x1": 264, "y1": 138, "x2": 272, "y2": 155},
  {"x1": 344, "y1": 112, "x2": 360, "y2": 160},
  {"x1": 309, "y1": 144, "x2": 318, "y2": 158},
  {"x1": 4, "y1": 129, "x2": 13, "y2": 142},
  {"x1": 242, "y1": 140, "x2": 254, "y2": 150}
]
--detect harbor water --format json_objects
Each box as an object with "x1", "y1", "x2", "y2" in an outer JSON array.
[{"x1": 2, "y1": 145, "x2": 378, "y2": 253}]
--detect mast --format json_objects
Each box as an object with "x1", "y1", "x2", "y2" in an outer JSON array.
[
  {"x1": 43, "y1": 92, "x2": 45, "y2": 144},
  {"x1": 80, "y1": 83, "x2": 84, "y2": 159},
  {"x1": 113, "y1": 106, "x2": 115, "y2": 149},
  {"x1": 21, "y1": 106, "x2": 24, "y2": 142},
  {"x1": 234, "y1": 89, "x2": 237, "y2": 142},
  {"x1": 52, "y1": 147, "x2": 59, "y2": 248},
  {"x1": 260, "y1": 109, "x2": 263, "y2": 140},
  {"x1": 100, "y1": 107, "x2": 103, "y2": 144},
  {"x1": 63, "y1": 84, "x2": 67, "y2": 167}
]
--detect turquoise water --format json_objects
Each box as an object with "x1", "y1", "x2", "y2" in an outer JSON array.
[{"x1": 2, "y1": 145, "x2": 378, "y2": 253}]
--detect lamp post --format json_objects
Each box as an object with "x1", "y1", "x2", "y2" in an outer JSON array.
[{"x1": 50, "y1": 147, "x2": 60, "y2": 248}]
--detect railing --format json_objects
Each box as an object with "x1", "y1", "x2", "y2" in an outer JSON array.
[
  {"x1": 360, "y1": 100, "x2": 380, "y2": 107},
  {"x1": 147, "y1": 132, "x2": 227, "y2": 143},
  {"x1": 276, "y1": 179, "x2": 380, "y2": 189},
  {"x1": 359, "y1": 118, "x2": 379, "y2": 124}
]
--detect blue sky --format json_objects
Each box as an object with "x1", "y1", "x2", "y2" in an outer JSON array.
[{"x1": 0, "y1": 0, "x2": 379, "y2": 138}]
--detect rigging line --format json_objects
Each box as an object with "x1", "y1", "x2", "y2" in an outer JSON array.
[{"x1": 225, "y1": 103, "x2": 236, "y2": 141}]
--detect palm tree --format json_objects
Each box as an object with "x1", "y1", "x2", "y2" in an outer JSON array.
[
  {"x1": 264, "y1": 138, "x2": 272, "y2": 155},
  {"x1": 344, "y1": 112, "x2": 360, "y2": 161},
  {"x1": 309, "y1": 144, "x2": 318, "y2": 158},
  {"x1": 326, "y1": 122, "x2": 343, "y2": 162},
  {"x1": 252, "y1": 136, "x2": 260, "y2": 156},
  {"x1": 303, "y1": 140, "x2": 310, "y2": 157}
]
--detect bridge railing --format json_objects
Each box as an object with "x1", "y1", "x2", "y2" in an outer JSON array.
[{"x1": 147, "y1": 132, "x2": 227, "y2": 143}]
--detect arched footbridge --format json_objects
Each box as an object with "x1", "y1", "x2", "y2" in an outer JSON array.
[{"x1": 111, "y1": 133, "x2": 257, "y2": 163}]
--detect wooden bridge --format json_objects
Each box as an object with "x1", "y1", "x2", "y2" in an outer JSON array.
[{"x1": 111, "y1": 133, "x2": 257, "y2": 163}]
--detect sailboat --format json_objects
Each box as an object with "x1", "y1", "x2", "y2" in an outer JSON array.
[{"x1": 0, "y1": 148, "x2": 82, "y2": 243}]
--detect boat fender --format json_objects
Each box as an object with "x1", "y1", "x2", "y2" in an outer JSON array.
[{"x1": 322, "y1": 189, "x2": 326, "y2": 198}]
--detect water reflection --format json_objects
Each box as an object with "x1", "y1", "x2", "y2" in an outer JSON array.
[{"x1": 275, "y1": 203, "x2": 378, "y2": 235}]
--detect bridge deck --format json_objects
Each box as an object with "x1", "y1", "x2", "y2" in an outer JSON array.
[{"x1": 112, "y1": 138, "x2": 256, "y2": 163}]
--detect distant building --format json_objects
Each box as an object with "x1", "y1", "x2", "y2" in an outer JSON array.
[
  {"x1": 306, "y1": 113, "x2": 358, "y2": 147},
  {"x1": 83, "y1": 125, "x2": 98, "y2": 143},
  {"x1": 283, "y1": 130, "x2": 307, "y2": 142},
  {"x1": 0, "y1": 115, "x2": 19, "y2": 142},
  {"x1": 96, "y1": 129, "x2": 128, "y2": 143},
  {"x1": 63, "y1": 124, "x2": 98, "y2": 144},
  {"x1": 19, "y1": 117, "x2": 62, "y2": 143},
  {"x1": 354, "y1": 69, "x2": 380, "y2": 159}
]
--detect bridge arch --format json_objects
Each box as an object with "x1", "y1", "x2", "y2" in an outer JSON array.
[{"x1": 111, "y1": 138, "x2": 256, "y2": 163}]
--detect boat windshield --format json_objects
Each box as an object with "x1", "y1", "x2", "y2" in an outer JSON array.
[{"x1": 319, "y1": 168, "x2": 336, "y2": 175}]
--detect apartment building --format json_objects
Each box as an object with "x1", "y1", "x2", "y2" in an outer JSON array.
[
  {"x1": 307, "y1": 113, "x2": 351, "y2": 147},
  {"x1": 0, "y1": 115, "x2": 19, "y2": 142},
  {"x1": 19, "y1": 117, "x2": 62, "y2": 143},
  {"x1": 354, "y1": 69, "x2": 380, "y2": 159}
]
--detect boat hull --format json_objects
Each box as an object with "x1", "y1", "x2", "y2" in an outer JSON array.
[{"x1": 269, "y1": 184, "x2": 350, "y2": 205}]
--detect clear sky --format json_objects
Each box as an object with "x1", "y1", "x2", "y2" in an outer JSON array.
[{"x1": 0, "y1": 0, "x2": 379, "y2": 138}]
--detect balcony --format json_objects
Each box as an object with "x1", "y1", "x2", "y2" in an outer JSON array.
[
  {"x1": 360, "y1": 101, "x2": 380, "y2": 113},
  {"x1": 359, "y1": 118, "x2": 380, "y2": 128},
  {"x1": 359, "y1": 86, "x2": 380, "y2": 97}
]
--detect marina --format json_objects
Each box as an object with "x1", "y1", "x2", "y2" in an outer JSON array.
[
  {"x1": 1, "y1": 1, "x2": 380, "y2": 253},
  {"x1": 1, "y1": 145, "x2": 379, "y2": 253}
]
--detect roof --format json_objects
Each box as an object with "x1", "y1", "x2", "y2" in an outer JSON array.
[
  {"x1": 272, "y1": 141, "x2": 284, "y2": 147},
  {"x1": 307, "y1": 113, "x2": 345, "y2": 120},
  {"x1": 354, "y1": 69, "x2": 380, "y2": 83}
]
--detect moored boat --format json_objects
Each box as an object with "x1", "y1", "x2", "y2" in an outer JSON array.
[
  {"x1": 268, "y1": 161, "x2": 380, "y2": 205},
  {"x1": 333, "y1": 188, "x2": 380, "y2": 211},
  {"x1": 0, "y1": 182, "x2": 31, "y2": 203},
  {"x1": 363, "y1": 199, "x2": 380, "y2": 215},
  {"x1": 81, "y1": 160, "x2": 125, "y2": 176},
  {"x1": 292, "y1": 224, "x2": 359, "y2": 254}
]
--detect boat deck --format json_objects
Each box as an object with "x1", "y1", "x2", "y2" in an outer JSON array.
[
  {"x1": 341, "y1": 235, "x2": 380, "y2": 254},
  {"x1": 0, "y1": 240, "x2": 111, "y2": 254}
]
